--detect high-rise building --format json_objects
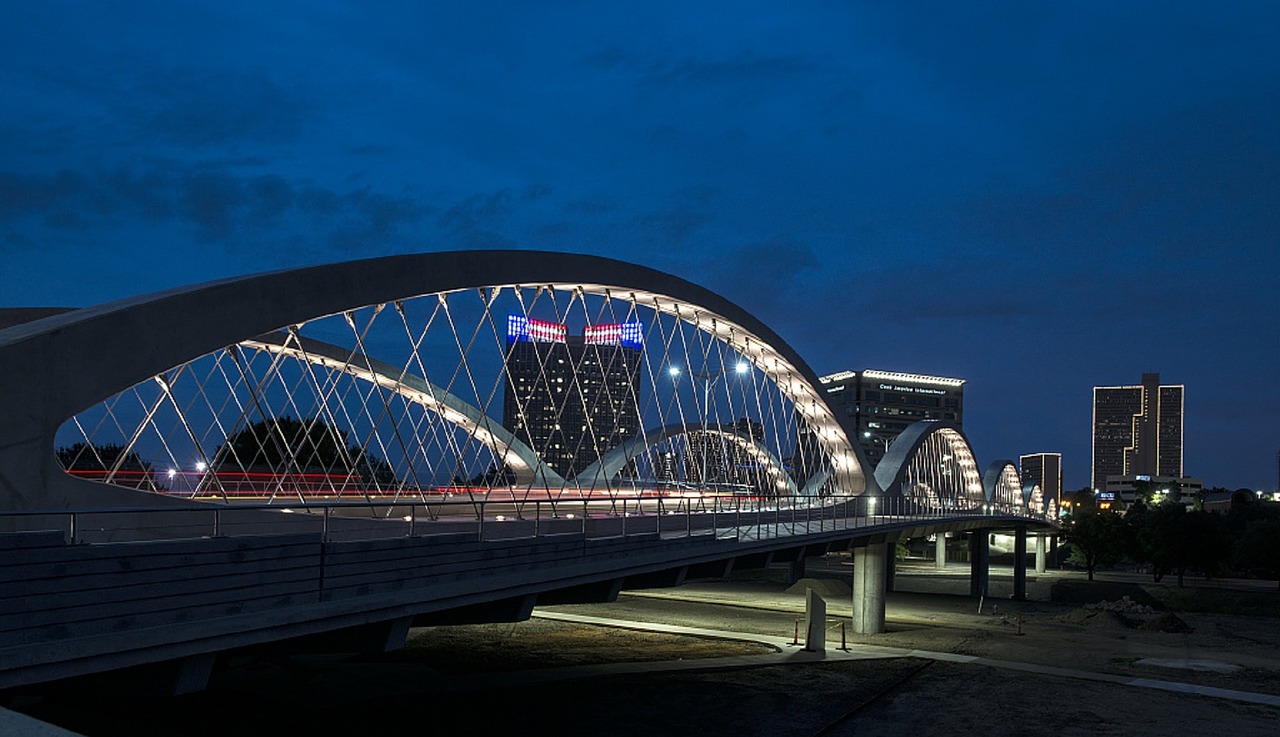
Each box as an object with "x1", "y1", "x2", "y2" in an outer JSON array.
[
  {"x1": 1091, "y1": 372, "x2": 1183, "y2": 492},
  {"x1": 502, "y1": 315, "x2": 643, "y2": 478},
  {"x1": 817, "y1": 369, "x2": 965, "y2": 467},
  {"x1": 1020, "y1": 452, "x2": 1062, "y2": 512}
]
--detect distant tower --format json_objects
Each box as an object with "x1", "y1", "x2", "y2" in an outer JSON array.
[
  {"x1": 502, "y1": 315, "x2": 643, "y2": 478},
  {"x1": 1091, "y1": 372, "x2": 1183, "y2": 491},
  {"x1": 1020, "y1": 453, "x2": 1062, "y2": 510}
]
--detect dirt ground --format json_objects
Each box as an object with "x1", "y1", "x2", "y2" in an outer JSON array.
[{"x1": 9, "y1": 568, "x2": 1280, "y2": 737}]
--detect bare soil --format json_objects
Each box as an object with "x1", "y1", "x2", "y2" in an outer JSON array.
[{"x1": 9, "y1": 572, "x2": 1280, "y2": 736}]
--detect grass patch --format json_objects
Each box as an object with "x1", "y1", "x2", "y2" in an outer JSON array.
[
  {"x1": 381, "y1": 619, "x2": 774, "y2": 674},
  {"x1": 1146, "y1": 587, "x2": 1280, "y2": 618}
]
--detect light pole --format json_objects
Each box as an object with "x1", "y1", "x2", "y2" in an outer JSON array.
[
  {"x1": 863, "y1": 431, "x2": 891, "y2": 458},
  {"x1": 670, "y1": 361, "x2": 748, "y2": 488}
]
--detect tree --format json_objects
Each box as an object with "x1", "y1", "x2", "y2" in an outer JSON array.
[
  {"x1": 56, "y1": 442, "x2": 152, "y2": 473},
  {"x1": 55, "y1": 442, "x2": 158, "y2": 490},
  {"x1": 1061, "y1": 508, "x2": 1128, "y2": 581},
  {"x1": 1127, "y1": 503, "x2": 1230, "y2": 586},
  {"x1": 214, "y1": 416, "x2": 396, "y2": 487},
  {"x1": 1233, "y1": 519, "x2": 1280, "y2": 589},
  {"x1": 1062, "y1": 487, "x2": 1097, "y2": 514}
]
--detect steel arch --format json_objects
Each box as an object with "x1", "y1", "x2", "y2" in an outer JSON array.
[
  {"x1": 0, "y1": 251, "x2": 870, "y2": 509},
  {"x1": 983, "y1": 460, "x2": 1023, "y2": 507},
  {"x1": 872, "y1": 421, "x2": 984, "y2": 509},
  {"x1": 571, "y1": 423, "x2": 799, "y2": 496}
]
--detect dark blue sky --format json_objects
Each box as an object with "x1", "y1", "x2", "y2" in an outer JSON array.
[{"x1": 3, "y1": 2, "x2": 1278, "y2": 490}]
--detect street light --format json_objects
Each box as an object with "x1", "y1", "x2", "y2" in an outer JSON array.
[
  {"x1": 670, "y1": 361, "x2": 749, "y2": 488},
  {"x1": 863, "y1": 431, "x2": 891, "y2": 455}
]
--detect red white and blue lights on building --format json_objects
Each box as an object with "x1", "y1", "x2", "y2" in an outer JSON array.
[{"x1": 507, "y1": 314, "x2": 643, "y2": 349}]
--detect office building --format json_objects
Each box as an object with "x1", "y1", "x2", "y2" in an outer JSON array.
[
  {"x1": 1020, "y1": 452, "x2": 1062, "y2": 513},
  {"x1": 1091, "y1": 372, "x2": 1184, "y2": 492},
  {"x1": 817, "y1": 369, "x2": 965, "y2": 467},
  {"x1": 502, "y1": 315, "x2": 643, "y2": 478}
]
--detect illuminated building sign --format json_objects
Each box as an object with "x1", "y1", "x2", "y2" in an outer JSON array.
[
  {"x1": 508, "y1": 315, "x2": 640, "y2": 347},
  {"x1": 584, "y1": 321, "x2": 643, "y2": 349},
  {"x1": 879, "y1": 384, "x2": 949, "y2": 396},
  {"x1": 506, "y1": 315, "x2": 567, "y2": 343}
]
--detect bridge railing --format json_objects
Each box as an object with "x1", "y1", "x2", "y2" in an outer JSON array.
[{"x1": 0, "y1": 493, "x2": 1056, "y2": 546}]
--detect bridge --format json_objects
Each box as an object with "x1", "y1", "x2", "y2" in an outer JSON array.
[{"x1": 0, "y1": 251, "x2": 1054, "y2": 693}]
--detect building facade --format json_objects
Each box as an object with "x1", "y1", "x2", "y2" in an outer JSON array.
[
  {"x1": 1104, "y1": 474, "x2": 1203, "y2": 509},
  {"x1": 1091, "y1": 372, "x2": 1184, "y2": 492},
  {"x1": 818, "y1": 369, "x2": 965, "y2": 467},
  {"x1": 502, "y1": 315, "x2": 643, "y2": 478},
  {"x1": 1019, "y1": 452, "x2": 1062, "y2": 512}
]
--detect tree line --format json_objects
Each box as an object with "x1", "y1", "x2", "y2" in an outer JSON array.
[
  {"x1": 1061, "y1": 489, "x2": 1280, "y2": 588},
  {"x1": 58, "y1": 416, "x2": 397, "y2": 489}
]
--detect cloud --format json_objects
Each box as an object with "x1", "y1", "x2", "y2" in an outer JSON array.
[
  {"x1": 182, "y1": 171, "x2": 246, "y2": 241},
  {"x1": 139, "y1": 68, "x2": 314, "y2": 147},
  {"x1": 699, "y1": 237, "x2": 821, "y2": 321},
  {"x1": 0, "y1": 163, "x2": 431, "y2": 253},
  {"x1": 648, "y1": 53, "x2": 820, "y2": 90},
  {"x1": 436, "y1": 185, "x2": 553, "y2": 249}
]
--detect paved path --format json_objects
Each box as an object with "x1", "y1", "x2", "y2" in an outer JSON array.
[{"x1": 532, "y1": 609, "x2": 1280, "y2": 708}]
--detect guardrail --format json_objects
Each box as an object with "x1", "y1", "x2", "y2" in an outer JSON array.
[{"x1": 0, "y1": 494, "x2": 1055, "y2": 546}]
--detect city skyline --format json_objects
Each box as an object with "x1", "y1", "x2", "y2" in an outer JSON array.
[{"x1": 2, "y1": 3, "x2": 1277, "y2": 489}]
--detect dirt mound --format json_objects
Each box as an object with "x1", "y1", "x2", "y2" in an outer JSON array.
[
  {"x1": 1137, "y1": 612, "x2": 1194, "y2": 633},
  {"x1": 785, "y1": 577, "x2": 852, "y2": 598},
  {"x1": 1050, "y1": 580, "x2": 1161, "y2": 608},
  {"x1": 1058, "y1": 608, "x2": 1133, "y2": 629},
  {"x1": 1084, "y1": 595, "x2": 1156, "y2": 616}
]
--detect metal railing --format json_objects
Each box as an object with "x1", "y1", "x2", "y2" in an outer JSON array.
[{"x1": 0, "y1": 493, "x2": 1056, "y2": 546}]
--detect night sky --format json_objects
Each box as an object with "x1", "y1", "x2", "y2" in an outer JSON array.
[{"x1": 2, "y1": 2, "x2": 1278, "y2": 490}]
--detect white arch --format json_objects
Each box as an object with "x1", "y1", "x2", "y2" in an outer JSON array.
[
  {"x1": 873, "y1": 421, "x2": 984, "y2": 510},
  {"x1": 983, "y1": 460, "x2": 1024, "y2": 508},
  {"x1": 571, "y1": 423, "x2": 799, "y2": 496},
  {"x1": 0, "y1": 251, "x2": 870, "y2": 509}
]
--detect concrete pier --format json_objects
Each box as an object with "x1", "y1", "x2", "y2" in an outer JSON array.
[
  {"x1": 853, "y1": 543, "x2": 888, "y2": 634},
  {"x1": 969, "y1": 531, "x2": 989, "y2": 598}
]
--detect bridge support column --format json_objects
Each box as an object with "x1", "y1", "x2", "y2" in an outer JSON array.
[
  {"x1": 935, "y1": 533, "x2": 946, "y2": 569},
  {"x1": 1013, "y1": 527, "x2": 1027, "y2": 601},
  {"x1": 1035, "y1": 533, "x2": 1047, "y2": 574},
  {"x1": 787, "y1": 557, "x2": 806, "y2": 585},
  {"x1": 852, "y1": 543, "x2": 888, "y2": 634},
  {"x1": 968, "y1": 531, "x2": 989, "y2": 598},
  {"x1": 885, "y1": 549, "x2": 896, "y2": 593}
]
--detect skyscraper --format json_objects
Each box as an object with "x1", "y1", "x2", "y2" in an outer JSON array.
[
  {"x1": 1091, "y1": 372, "x2": 1184, "y2": 491},
  {"x1": 1020, "y1": 452, "x2": 1062, "y2": 512},
  {"x1": 502, "y1": 315, "x2": 643, "y2": 478}
]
